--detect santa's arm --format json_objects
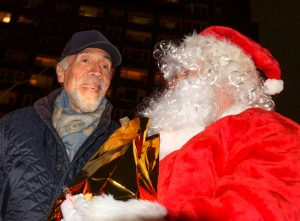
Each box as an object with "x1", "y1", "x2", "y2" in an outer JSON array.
[{"x1": 158, "y1": 109, "x2": 300, "y2": 221}]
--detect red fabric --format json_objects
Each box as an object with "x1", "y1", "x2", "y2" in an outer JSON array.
[
  {"x1": 158, "y1": 108, "x2": 300, "y2": 221},
  {"x1": 200, "y1": 26, "x2": 281, "y2": 80}
]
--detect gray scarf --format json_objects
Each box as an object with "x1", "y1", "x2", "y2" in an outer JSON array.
[{"x1": 52, "y1": 90, "x2": 107, "y2": 161}]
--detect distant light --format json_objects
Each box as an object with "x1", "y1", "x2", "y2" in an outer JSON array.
[
  {"x1": 35, "y1": 55, "x2": 57, "y2": 67},
  {"x1": 30, "y1": 74, "x2": 54, "y2": 88},
  {"x1": 120, "y1": 67, "x2": 147, "y2": 82},
  {"x1": 3, "y1": 16, "x2": 11, "y2": 23},
  {"x1": 30, "y1": 79, "x2": 38, "y2": 86},
  {"x1": 0, "y1": 11, "x2": 12, "y2": 23},
  {"x1": 79, "y1": 5, "x2": 103, "y2": 18}
]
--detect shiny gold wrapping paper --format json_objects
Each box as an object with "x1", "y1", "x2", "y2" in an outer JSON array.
[{"x1": 48, "y1": 117, "x2": 159, "y2": 221}]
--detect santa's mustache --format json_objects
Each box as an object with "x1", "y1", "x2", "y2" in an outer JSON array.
[{"x1": 139, "y1": 76, "x2": 217, "y2": 136}]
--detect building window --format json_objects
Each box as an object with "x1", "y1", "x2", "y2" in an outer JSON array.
[
  {"x1": 78, "y1": 5, "x2": 104, "y2": 18},
  {"x1": 159, "y1": 16, "x2": 182, "y2": 30},
  {"x1": 0, "y1": 90, "x2": 17, "y2": 105},
  {"x1": 35, "y1": 55, "x2": 57, "y2": 68},
  {"x1": 0, "y1": 11, "x2": 12, "y2": 23},
  {"x1": 16, "y1": 15, "x2": 38, "y2": 26},
  {"x1": 105, "y1": 27, "x2": 122, "y2": 40},
  {"x1": 0, "y1": 29, "x2": 8, "y2": 43},
  {"x1": 157, "y1": 33, "x2": 181, "y2": 42},
  {"x1": 186, "y1": 3, "x2": 209, "y2": 18},
  {"x1": 0, "y1": 68, "x2": 25, "y2": 83},
  {"x1": 112, "y1": 108, "x2": 132, "y2": 120},
  {"x1": 39, "y1": 35, "x2": 64, "y2": 51},
  {"x1": 120, "y1": 67, "x2": 147, "y2": 82},
  {"x1": 184, "y1": 20, "x2": 208, "y2": 32},
  {"x1": 127, "y1": 12, "x2": 153, "y2": 26},
  {"x1": 125, "y1": 30, "x2": 151, "y2": 44},
  {"x1": 123, "y1": 47, "x2": 150, "y2": 63},
  {"x1": 164, "y1": 0, "x2": 178, "y2": 3},
  {"x1": 76, "y1": 22, "x2": 102, "y2": 32},
  {"x1": 115, "y1": 86, "x2": 146, "y2": 103},
  {"x1": 3, "y1": 49, "x2": 30, "y2": 64},
  {"x1": 29, "y1": 74, "x2": 54, "y2": 88},
  {"x1": 108, "y1": 9, "x2": 124, "y2": 23},
  {"x1": 44, "y1": 18, "x2": 69, "y2": 33},
  {"x1": 50, "y1": 2, "x2": 73, "y2": 14},
  {"x1": 195, "y1": 4, "x2": 209, "y2": 17},
  {"x1": 22, "y1": 0, "x2": 46, "y2": 9},
  {"x1": 9, "y1": 31, "x2": 35, "y2": 47},
  {"x1": 214, "y1": 6, "x2": 222, "y2": 20}
]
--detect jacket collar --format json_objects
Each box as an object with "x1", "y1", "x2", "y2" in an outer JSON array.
[{"x1": 34, "y1": 88, "x2": 63, "y2": 121}]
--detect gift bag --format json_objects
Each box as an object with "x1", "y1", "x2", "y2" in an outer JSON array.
[{"x1": 48, "y1": 117, "x2": 159, "y2": 220}]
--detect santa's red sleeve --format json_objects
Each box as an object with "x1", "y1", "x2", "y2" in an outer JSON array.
[{"x1": 157, "y1": 108, "x2": 300, "y2": 221}]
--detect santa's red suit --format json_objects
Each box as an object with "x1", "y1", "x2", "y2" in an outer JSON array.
[{"x1": 157, "y1": 108, "x2": 300, "y2": 221}]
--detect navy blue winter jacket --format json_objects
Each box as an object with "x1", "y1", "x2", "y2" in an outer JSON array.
[{"x1": 0, "y1": 88, "x2": 119, "y2": 221}]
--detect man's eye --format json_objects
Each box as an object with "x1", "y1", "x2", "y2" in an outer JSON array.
[
  {"x1": 102, "y1": 64, "x2": 110, "y2": 70},
  {"x1": 82, "y1": 59, "x2": 89, "y2": 63}
]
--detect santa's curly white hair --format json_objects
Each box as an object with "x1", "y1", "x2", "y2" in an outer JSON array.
[
  {"x1": 140, "y1": 32, "x2": 279, "y2": 135},
  {"x1": 156, "y1": 32, "x2": 276, "y2": 108}
]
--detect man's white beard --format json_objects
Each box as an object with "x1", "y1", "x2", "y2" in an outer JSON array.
[
  {"x1": 141, "y1": 76, "x2": 218, "y2": 136},
  {"x1": 71, "y1": 79, "x2": 107, "y2": 113}
]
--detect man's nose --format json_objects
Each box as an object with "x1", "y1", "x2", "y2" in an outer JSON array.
[{"x1": 89, "y1": 64, "x2": 102, "y2": 78}]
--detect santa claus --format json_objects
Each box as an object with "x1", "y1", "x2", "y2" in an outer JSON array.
[{"x1": 60, "y1": 26, "x2": 300, "y2": 221}]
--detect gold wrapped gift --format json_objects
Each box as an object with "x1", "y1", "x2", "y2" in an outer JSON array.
[{"x1": 48, "y1": 117, "x2": 159, "y2": 221}]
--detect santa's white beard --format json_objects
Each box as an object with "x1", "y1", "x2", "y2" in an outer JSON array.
[{"x1": 141, "y1": 76, "x2": 218, "y2": 136}]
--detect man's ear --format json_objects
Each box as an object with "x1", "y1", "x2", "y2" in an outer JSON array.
[
  {"x1": 56, "y1": 63, "x2": 65, "y2": 83},
  {"x1": 110, "y1": 67, "x2": 116, "y2": 80}
]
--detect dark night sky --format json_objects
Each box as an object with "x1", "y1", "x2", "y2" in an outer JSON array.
[{"x1": 250, "y1": 0, "x2": 300, "y2": 123}]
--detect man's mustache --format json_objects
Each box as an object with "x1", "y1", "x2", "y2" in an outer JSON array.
[{"x1": 83, "y1": 76, "x2": 106, "y2": 90}]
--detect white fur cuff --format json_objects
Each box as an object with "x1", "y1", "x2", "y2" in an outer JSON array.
[{"x1": 61, "y1": 194, "x2": 167, "y2": 221}]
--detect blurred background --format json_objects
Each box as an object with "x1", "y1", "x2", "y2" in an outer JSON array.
[
  {"x1": 0, "y1": 0, "x2": 299, "y2": 122},
  {"x1": 251, "y1": 0, "x2": 300, "y2": 123}
]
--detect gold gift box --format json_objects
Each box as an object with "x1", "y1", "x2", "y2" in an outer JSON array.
[{"x1": 48, "y1": 117, "x2": 159, "y2": 220}]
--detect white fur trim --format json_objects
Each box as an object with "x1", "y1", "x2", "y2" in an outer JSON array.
[
  {"x1": 263, "y1": 79, "x2": 284, "y2": 95},
  {"x1": 160, "y1": 125, "x2": 204, "y2": 160},
  {"x1": 219, "y1": 104, "x2": 249, "y2": 119},
  {"x1": 61, "y1": 194, "x2": 167, "y2": 221}
]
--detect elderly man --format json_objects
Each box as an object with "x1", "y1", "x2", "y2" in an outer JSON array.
[
  {"x1": 0, "y1": 30, "x2": 121, "y2": 220},
  {"x1": 60, "y1": 26, "x2": 300, "y2": 221}
]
